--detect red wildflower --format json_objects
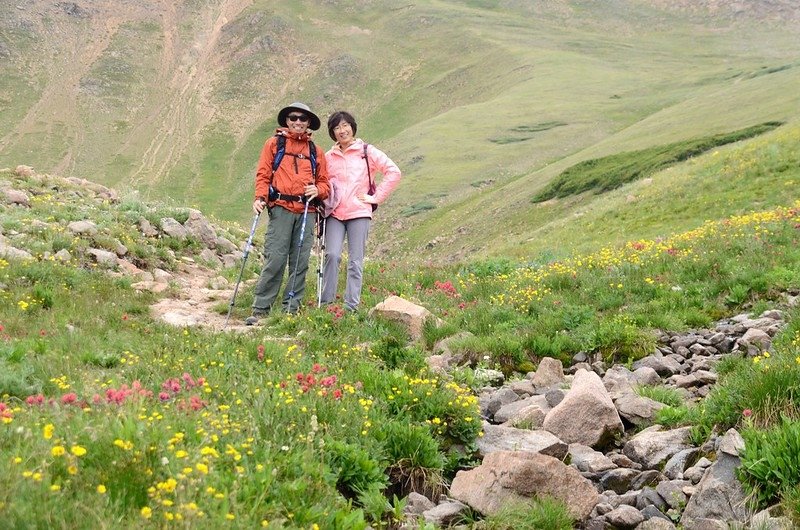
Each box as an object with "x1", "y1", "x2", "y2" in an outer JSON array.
[
  {"x1": 743, "y1": 409, "x2": 752, "y2": 417},
  {"x1": 332, "y1": 389, "x2": 343, "y2": 400},
  {"x1": 189, "y1": 395, "x2": 205, "y2": 411},
  {"x1": 60, "y1": 393, "x2": 78, "y2": 405},
  {"x1": 26, "y1": 394, "x2": 45, "y2": 406},
  {"x1": 181, "y1": 373, "x2": 196, "y2": 388},
  {"x1": 159, "y1": 392, "x2": 171, "y2": 401}
]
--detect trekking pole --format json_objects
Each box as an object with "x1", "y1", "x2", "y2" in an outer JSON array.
[
  {"x1": 316, "y1": 213, "x2": 327, "y2": 308},
  {"x1": 286, "y1": 198, "x2": 311, "y2": 309},
  {"x1": 223, "y1": 210, "x2": 262, "y2": 328}
]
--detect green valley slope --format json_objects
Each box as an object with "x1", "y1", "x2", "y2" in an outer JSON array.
[{"x1": 0, "y1": 0, "x2": 798, "y2": 261}]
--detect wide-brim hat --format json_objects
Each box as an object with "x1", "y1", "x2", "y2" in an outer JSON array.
[{"x1": 277, "y1": 102, "x2": 321, "y2": 131}]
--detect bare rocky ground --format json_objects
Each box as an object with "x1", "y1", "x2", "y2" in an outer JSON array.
[{"x1": 146, "y1": 261, "x2": 255, "y2": 333}]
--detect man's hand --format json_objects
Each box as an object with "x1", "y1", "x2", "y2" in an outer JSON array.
[
  {"x1": 304, "y1": 184, "x2": 319, "y2": 201},
  {"x1": 253, "y1": 199, "x2": 267, "y2": 214}
]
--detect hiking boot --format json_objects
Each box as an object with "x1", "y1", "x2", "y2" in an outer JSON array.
[{"x1": 245, "y1": 311, "x2": 268, "y2": 326}]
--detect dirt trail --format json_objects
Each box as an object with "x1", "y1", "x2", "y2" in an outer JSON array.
[{"x1": 149, "y1": 261, "x2": 256, "y2": 333}]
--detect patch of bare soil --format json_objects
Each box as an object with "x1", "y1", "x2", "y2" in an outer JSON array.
[{"x1": 149, "y1": 261, "x2": 255, "y2": 332}]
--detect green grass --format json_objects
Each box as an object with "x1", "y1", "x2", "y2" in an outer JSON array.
[{"x1": 532, "y1": 122, "x2": 782, "y2": 202}]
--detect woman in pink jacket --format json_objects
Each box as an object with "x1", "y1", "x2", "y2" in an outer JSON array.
[{"x1": 320, "y1": 111, "x2": 401, "y2": 311}]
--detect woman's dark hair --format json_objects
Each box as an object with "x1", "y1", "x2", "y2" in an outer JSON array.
[{"x1": 327, "y1": 111, "x2": 357, "y2": 141}]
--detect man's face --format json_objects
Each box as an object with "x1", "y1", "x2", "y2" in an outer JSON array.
[{"x1": 285, "y1": 112, "x2": 310, "y2": 134}]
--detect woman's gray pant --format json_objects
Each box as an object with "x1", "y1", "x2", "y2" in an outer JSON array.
[
  {"x1": 320, "y1": 217, "x2": 370, "y2": 310},
  {"x1": 252, "y1": 206, "x2": 315, "y2": 314}
]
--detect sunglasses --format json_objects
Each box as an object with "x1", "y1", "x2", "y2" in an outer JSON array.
[{"x1": 286, "y1": 114, "x2": 309, "y2": 123}]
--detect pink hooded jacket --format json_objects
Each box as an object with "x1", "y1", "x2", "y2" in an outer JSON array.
[{"x1": 325, "y1": 138, "x2": 401, "y2": 221}]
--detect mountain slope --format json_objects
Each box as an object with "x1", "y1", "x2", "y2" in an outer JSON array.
[{"x1": 0, "y1": 0, "x2": 798, "y2": 260}]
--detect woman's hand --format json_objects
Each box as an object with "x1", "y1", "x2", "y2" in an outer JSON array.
[{"x1": 358, "y1": 194, "x2": 377, "y2": 204}]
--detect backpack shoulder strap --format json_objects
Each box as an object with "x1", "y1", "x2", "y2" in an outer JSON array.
[
  {"x1": 308, "y1": 140, "x2": 318, "y2": 180},
  {"x1": 362, "y1": 143, "x2": 372, "y2": 185},
  {"x1": 272, "y1": 134, "x2": 287, "y2": 173}
]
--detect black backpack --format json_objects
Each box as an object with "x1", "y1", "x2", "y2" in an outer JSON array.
[{"x1": 268, "y1": 135, "x2": 318, "y2": 202}]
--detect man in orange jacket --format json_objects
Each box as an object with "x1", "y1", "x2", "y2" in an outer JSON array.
[{"x1": 247, "y1": 102, "x2": 330, "y2": 325}]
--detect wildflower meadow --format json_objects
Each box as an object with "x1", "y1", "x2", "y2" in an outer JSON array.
[{"x1": 1, "y1": 164, "x2": 800, "y2": 528}]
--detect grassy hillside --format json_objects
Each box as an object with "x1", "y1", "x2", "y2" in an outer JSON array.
[
  {"x1": 0, "y1": 0, "x2": 798, "y2": 263},
  {"x1": 2, "y1": 167, "x2": 800, "y2": 527}
]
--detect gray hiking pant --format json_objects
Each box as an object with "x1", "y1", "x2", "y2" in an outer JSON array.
[
  {"x1": 320, "y1": 217, "x2": 370, "y2": 310},
  {"x1": 252, "y1": 206, "x2": 315, "y2": 314}
]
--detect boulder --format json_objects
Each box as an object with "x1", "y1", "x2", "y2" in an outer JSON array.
[
  {"x1": 543, "y1": 369, "x2": 624, "y2": 448},
  {"x1": 369, "y1": 296, "x2": 438, "y2": 341},
  {"x1": 477, "y1": 423, "x2": 567, "y2": 459},
  {"x1": 450, "y1": 450, "x2": 598, "y2": 521}
]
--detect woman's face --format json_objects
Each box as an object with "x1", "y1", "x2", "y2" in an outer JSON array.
[{"x1": 333, "y1": 119, "x2": 354, "y2": 145}]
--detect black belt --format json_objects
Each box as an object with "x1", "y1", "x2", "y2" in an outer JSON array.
[{"x1": 274, "y1": 192, "x2": 307, "y2": 203}]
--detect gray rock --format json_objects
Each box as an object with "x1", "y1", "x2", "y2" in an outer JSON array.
[
  {"x1": 636, "y1": 487, "x2": 667, "y2": 512},
  {"x1": 531, "y1": 357, "x2": 565, "y2": 388},
  {"x1": 67, "y1": 220, "x2": 98, "y2": 236},
  {"x1": 404, "y1": 492, "x2": 435, "y2": 515},
  {"x1": 160, "y1": 217, "x2": 187, "y2": 239},
  {"x1": 486, "y1": 387, "x2": 519, "y2": 418},
  {"x1": 615, "y1": 393, "x2": 665, "y2": 426},
  {"x1": 680, "y1": 431, "x2": 749, "y2": 528},
  {"x1": 184, "y1": 210, "x2": 217, "y2": 248},
  {"x1": 422, "y1": 500, "x2": 468, "y2": 526},
  {"x1": 477, "y1": 423, "x2": 567, "y2": 459},
  {"x1": 604, "y1": 504, "x2": 644, "y2": 528},
  {"x1": 450, "y1": 450, "x2": 598, "y2": 521},
  {"x1": 569, "y1": 443, "x2": 617, "y2": 473},
  {"x1": 543, "y1": 369, "x2": 624, "y2": 448},
  {"x1": 3, "y1": 188, "x2": 29, "y2": 206},
  {"x1": 623, "y1": 426, "x2": 693, "y2": 470},
  {"x1": 663, "y1": 448, "x2": 700, "y2": 480},
  {"x1": 655, "y1": 480, "x2": 689, "y2": 510}
]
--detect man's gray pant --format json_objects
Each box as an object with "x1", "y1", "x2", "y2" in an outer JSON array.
[
  {"x1": 320, "y1": 217, "x2": 370, "y2": 310},
  {"x1": 252, "y1": 206, "x2": 315, "y2": 314}
]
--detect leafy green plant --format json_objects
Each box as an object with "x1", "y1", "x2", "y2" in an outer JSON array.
[
  {"x1": 325, "y1": 439, "x2": 388, "y2": 499},
  {"x1": 738, "y1": 419, "x2": 800, "y2": 508},
  {"x1": 375, "y1": 420, "x2": 445, "y2": 497}
]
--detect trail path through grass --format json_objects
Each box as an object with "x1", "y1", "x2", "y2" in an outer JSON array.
[{"x1": 148, "y1": 261, "x2": 254, "y2": 332}]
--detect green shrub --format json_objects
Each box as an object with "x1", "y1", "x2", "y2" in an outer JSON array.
[
  {"x1": 738, "y1": 419, "x2": 800, "y2": 508},
  {"x1": 325, "y1": 439, "x2": 388, "y2": 498},
  {"x1": 589, "y1": 316, "x2": 655, "y2": 363},
  {"x1": 0, "y1": 359, "x2": 42, "y2": 397},
  {"x1": 375, "y1": 421, "x2": 445, "y2": 497}
]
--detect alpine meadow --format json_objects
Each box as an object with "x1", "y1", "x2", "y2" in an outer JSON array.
[{"x1": 1, "y1": 1, "x2": 800, "y2": 529}]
